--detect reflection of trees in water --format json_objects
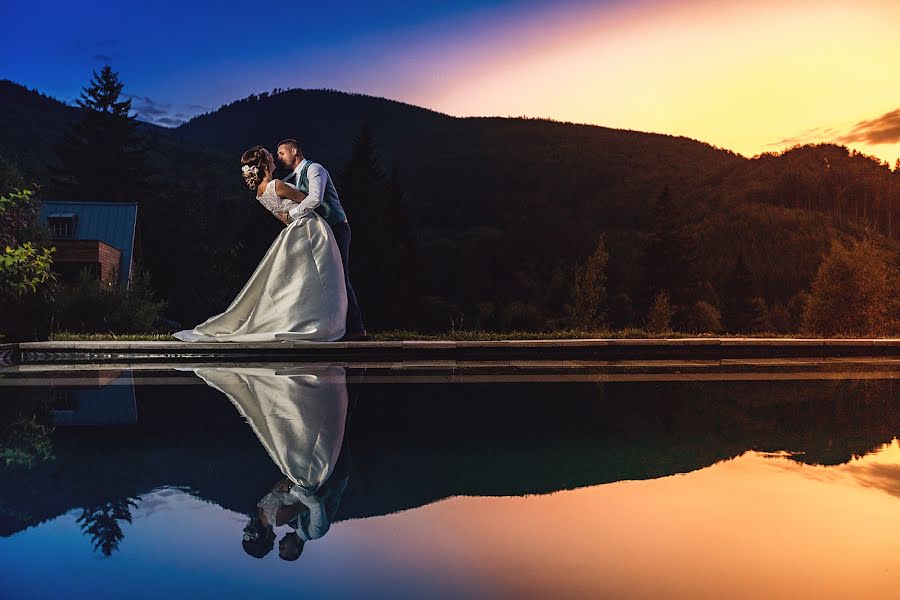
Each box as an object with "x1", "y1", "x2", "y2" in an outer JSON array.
[
  {"x1": 0, "y1": 376, "x2": 896, "y2": 539},
  {"x1": 76, "y1": 498, "x2": 138, "y2": 557},
  {"x1": 0, "y1": 416, "x2": 54, "y2": 469}
]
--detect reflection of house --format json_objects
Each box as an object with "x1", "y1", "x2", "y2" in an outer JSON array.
[
  {"x1": 40, "y1": 201, "x2": 138, "y2": 287},
  {"x1": 49, "y1": 371, "x2": 138, "y2": 426}
]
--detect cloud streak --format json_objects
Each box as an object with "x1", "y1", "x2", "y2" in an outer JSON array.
[
  {"x1": 125, "y1": 94, "x2": 206, "y2": 127},
  {"x1": 767, "y1": 126, "x2": 840, "y2": 147},
  {"x1": 838, "y1": 108, "x2": 900, "y2": 145},
  {"x1": 769, "y1": 107, "x2": 900, "y2": 150}
]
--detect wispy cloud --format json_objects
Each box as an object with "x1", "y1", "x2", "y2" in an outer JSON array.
[
  {"x1": 126, "y1": 94, "x2": 183, "y2": 127},
  {"x1": 770, "y1": 107, "x2": 900, "y2": 149},
  {"x1": 153, "y1": 117, "x2": 183, "y2": 127},
  {"x1": 92, "y1": 54, "x2": 114, "y2": 63},
  {"x1": 838, "y1": 108, "x2": 900, "y2": 145},
  {"x1": 124, "y1": 94, "x2": 210, "y2": 127},
  {"x1": 767, "y1": 126, "x2": 840, "y2": 147}
]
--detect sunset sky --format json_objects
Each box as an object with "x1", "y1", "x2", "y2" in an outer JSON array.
[
  {"x1": 5, "y1": 442, "x2": 898, "y2": 598},
  {"x1": 3, "y1": 0, "x2": 899, "y2": 164}
]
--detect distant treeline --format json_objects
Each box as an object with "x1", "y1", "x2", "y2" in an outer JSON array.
[{"x1": 1, "y1": 78, "x2": 897, "y2": 337}]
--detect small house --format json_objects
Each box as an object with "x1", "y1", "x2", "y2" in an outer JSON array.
[{"x1": 40, "y1": 201, "x2": 139, "y2": 287}]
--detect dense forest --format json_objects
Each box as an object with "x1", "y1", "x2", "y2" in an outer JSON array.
[{"x1": 1, "y1": 76, "x2": 898, "y2": 337}]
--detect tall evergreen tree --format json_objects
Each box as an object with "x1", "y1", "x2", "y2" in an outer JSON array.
[
  {"x1": 77, "y1": 498, "x2": 138, "y2": 557},
  {"x1": 54, "y1": 66, "x2": 147, "y2": 201},
  {"x1": 644, "y1": 185, "x2": 700, "y2": 312},
  {"x1": 339, "y1": 125, "x2": 420, "y2": 330},
  {"x1": 722, "y1": 252, "x2": 760, "y2": 333}
]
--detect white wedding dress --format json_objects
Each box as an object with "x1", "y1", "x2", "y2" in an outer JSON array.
[
  {"x1": 190, "y1": 366, "x2": 348, "y2": 492},
  {"x1": 190, "y1": 365, "x2": 349, "y2": 540},
  {"x1": 173, "y1": 181, "x2": 348, "y2": 342}
]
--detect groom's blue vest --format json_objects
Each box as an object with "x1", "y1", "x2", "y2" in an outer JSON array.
[{"x1": 296, "y1": 161, "x2": 348, "y2": 228}]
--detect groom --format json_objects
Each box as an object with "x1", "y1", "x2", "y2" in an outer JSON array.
[{"x1": 277, "y1": 139, "x2": 367, "y2": 341}]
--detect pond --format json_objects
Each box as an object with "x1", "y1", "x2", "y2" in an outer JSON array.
[{"x1": 1, "y1": 364, "x2": 898, "y2": 599}]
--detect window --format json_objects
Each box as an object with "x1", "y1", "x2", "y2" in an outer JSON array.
[
  {"x1": 47, "y1": 213, "x2": 77, "y2": 239},
  {"x1": 50, "y1": 389, "x2": 75, "y2": 412}
]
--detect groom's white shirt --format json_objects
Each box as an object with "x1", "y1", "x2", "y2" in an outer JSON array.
[
  {"x1": 288, "y1": 486, "x2": 330, "y2": 540},
  {"x1": 285, "y1": 159, "x2": 327, "y2": 221}
]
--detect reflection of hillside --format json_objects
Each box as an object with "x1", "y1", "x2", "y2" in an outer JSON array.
[
  {"x1": 336, "y1": 378, "x2": 899, "y2": 519},
  {"x1": 0, "y1": 376, "x2": 896, "y2": 539}
]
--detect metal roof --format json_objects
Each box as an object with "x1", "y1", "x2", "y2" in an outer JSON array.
[{"x1": 40, "y1": 201, "x2": 138, "y2": 284}]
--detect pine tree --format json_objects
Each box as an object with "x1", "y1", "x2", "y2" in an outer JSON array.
[
  {"x1": 77, "y1": 498, "x2": 138, "y2": 557},
  {"x1": 338, "y1": 125, "x2": 420, "y2": 329},
  {"x1": 55, "y1": 66, "x2": 148, "y2": 201},
  {"x1": 722, "y1": 252, "x2": 759, "y2": 333},
  {"x1": 644, "y1": 185, "x2": 699, "y2": 311}
]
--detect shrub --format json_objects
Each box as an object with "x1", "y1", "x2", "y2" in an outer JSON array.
[
  {"x1": 801, "y1": 239, "x2": 899, "y2": 336},
  {"x1": 569, "y1": 237, "x2": 608, "y2": 330},
  {"x1": 646, "y1": 291, "x2": 674, "y2": 334},
  {"x1": 766, "y1": 302, "x2": 792, "y2": 333},
  {"x1": 54, "y1": 266, "x2": 166, "y2": 334},
  {"x1": 682, "y1": 300, "x2": 723, "y2": 333},
  {"x1": 499, "y1": 301, "x2": 543, "y2": 331},
  {"x1": 0, "y1": 182, "x2": 57, "y2": 340}
]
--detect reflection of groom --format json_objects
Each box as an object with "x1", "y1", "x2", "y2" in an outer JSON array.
[{"x1": 277, "y1": 139, "x2": 367, "y2": 341}]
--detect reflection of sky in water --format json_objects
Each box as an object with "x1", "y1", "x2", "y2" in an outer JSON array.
[{"x1": 2, "y1": 441, "x2": 897, "y2": 600}]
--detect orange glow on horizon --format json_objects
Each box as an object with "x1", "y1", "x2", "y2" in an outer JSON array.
[
  {"x1": 378, "y1": 0, "x2": 900, "y2": 165},
  {"x1": 341, "y1": 439, "x2": 900, "y2": 599}
]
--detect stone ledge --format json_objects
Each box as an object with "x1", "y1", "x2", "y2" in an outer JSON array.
[{"x1": 3, "y1": 338, "x2": 898, "y2": 365}]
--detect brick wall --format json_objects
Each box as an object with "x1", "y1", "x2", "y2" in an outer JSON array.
[{"x1": 52, "y1": 240, "x2": 122, "y2": 284}]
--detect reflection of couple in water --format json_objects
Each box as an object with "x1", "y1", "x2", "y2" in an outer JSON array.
[{"x1": 189, "y1": 365, "x2": 354, "y2": 561}]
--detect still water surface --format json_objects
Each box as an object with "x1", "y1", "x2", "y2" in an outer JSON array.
[{"x1": 0, "y1": 366, "x2": 897, "y2": 599}]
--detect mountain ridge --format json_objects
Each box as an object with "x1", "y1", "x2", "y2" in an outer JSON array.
[{"x1": 2, "y1": 79, "x2": 896, "y2": 332}]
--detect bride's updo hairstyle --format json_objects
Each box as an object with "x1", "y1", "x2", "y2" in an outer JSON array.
[{"x1": 240, "y1": 146, "x2": 269, "y2": 190}]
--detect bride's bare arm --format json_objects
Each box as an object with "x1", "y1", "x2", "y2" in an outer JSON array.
[{"x1": 274, "y1": 180, "x2": 308, "y2": 202}]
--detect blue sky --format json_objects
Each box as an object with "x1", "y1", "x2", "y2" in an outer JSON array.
[
  {"x1": 1, "y1": 0, "x2": 565, "y2": 125},
  {"x1": 3, "y1": 0, "x2": 898, "y2": 164}
]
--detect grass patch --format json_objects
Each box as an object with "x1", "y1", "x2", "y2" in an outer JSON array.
[
  {"x1": 371, "y1": 329, "x2": 812, "y2": 341},
  {"x1": 49, "y1": 332, "x2": 173, "y2": 341}
]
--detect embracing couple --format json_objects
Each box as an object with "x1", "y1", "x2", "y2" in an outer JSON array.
[{"x1": 174, "y1": 140, "x2": 367, "y2": 342}]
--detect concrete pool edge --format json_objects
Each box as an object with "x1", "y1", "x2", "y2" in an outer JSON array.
[{"x1": 2, "y1": 338, "x2": 899, "y2": 365}]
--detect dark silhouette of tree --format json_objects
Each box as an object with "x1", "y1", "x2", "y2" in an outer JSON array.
[
  {"x1": 802, "y1": 238, "x2": 899, "y2": 336},
  {"x1": 644, "y1": 186, "x2": 700, "y2": 314},
  {"x1": 722, "y1": 252, "x2": 762, "y2": 333},
  {"x1": 646, "y1": 290, "x2": 674, "y2": 333},
  {"x1": 569, "y1": 236, "x2": 608, "y2": 329},
  {"x1": 76, "y1": 497, "x2": 138, "y2": 557},
  {"x1": 54, "y1": 66, "x2": 148, "y2": 201},
  {"x1": 338, "y1": 125, "x2": 421, "y2": 330}
]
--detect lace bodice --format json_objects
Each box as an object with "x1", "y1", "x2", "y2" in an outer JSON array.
[{"x1": 257, "y1": 180, "x2": 300, "y2": 217}]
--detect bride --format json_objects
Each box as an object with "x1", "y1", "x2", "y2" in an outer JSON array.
[{"x1": 173, "y1": 146, "x2": 348, "y2": 342}]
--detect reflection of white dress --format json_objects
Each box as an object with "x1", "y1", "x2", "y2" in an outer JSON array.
[
  {"x1": 191, "y1": 366, "x2": 348, "y2": 493},
  {"x1": 173, "y1": 182, "x2": 347, "y2": 342}
]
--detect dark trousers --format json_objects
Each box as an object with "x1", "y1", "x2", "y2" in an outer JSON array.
[{"x1": 330, "y1": 220, "x2": 365, "y2": 334}]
